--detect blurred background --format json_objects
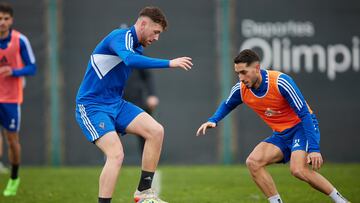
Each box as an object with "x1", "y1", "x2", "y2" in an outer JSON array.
[{"x1": 6, "y1": 0, "x2": 360, "y2": 167}]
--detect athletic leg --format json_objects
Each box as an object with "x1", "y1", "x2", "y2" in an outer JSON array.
[
  {"x1": 95, "y1": 132, "x2": 124, "y2": 199},
  {"x1": 290, "y1": 151, "x2": 349, "y2": 203},
  {"x1": 246, "y1": 142, "x2": 284, "y2": 199},
  {"x1": 5, "y1": 131, "x2": 21, "y2": 175},
  {"x1": 2, "y1": 104, "x2": 21, "y2": 196},
  {"x1": 126, "y1": 112, "x2": 164, "y2": 180},
  {"x1": 125, "y1": 112, "x2": 166, "y2": 202}
]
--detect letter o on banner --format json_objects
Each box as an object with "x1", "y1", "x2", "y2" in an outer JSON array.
[{"x1": 240, "y1": 38, "x2": 272, "y2": 68}]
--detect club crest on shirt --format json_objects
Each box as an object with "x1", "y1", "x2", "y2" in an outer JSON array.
[{"x1": 264, "y1": 108, "x2": 281, "y2": 117}]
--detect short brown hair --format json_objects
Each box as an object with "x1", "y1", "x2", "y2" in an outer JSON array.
[
  {"x1": 234, "y1": 49, "x2": 260, "y2": 66},
  {"x1": 0, "y1": 2, "x2": 14, "y2": 17},
  {"x1": 0, "y1": 2, "x2": 13, "y2": 17},
  {"x1": 139, "y1": 6, "x2": 168, "y2": 30}
]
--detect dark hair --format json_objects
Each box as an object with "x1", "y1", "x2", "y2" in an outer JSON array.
[
  {"x1": 139, "y1": 6, "x2": 167, "y2": 30},
  {"x1": 0, "y1": 2, "x2": 13, "y2": 17},
  {"x1": 234, "y1": 49, "x2": 260, "y2": 66}
]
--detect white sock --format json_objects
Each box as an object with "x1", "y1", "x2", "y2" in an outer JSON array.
[
  {"x1": 268, "y1": 194, "x2": 283, "y2": 203},
  {"x1": 329, "y1": 188, "x2": 348, "y2": 203}
]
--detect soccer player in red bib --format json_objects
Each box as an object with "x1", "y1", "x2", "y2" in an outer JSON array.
[
  {"x1": 197, "y1": 49, "x2": 349, "y2": 203},
  {"x1": 0, "y1": 3, "x2": 37, "y2": 197}
]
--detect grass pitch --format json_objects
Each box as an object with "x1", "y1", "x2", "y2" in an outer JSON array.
[{"x1": 0, "y1": 164, "x2": 358, "y2": 203}]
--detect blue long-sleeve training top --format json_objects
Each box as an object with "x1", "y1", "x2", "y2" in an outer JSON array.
[
  {"x1": 208, "y1": 69, "x2": 320, "y2": 152},
  {"x1": 76, "y1": 26, "x2": 170, "y2": 105}
]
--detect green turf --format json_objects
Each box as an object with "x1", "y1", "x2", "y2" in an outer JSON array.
[{"x1": 0, "y1": 164, "x2": 358, "y2": 203}]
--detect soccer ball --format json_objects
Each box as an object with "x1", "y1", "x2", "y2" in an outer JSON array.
[{"x1": 138, "y1": 199, "x2": 159, "y2": 203}]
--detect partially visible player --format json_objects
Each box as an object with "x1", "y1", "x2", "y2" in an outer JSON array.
[
  {"x1": 197, "y1": 49, "x2": 349, "y2": 203},
  {"x1": 0, "y1": 2, "x2": 37, "y2": 197},
  {"x1": 75, "y1": 7, "x2": 192, "y2": 203}
]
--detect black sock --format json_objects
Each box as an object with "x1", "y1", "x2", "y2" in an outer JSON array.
[
  {"x1": 11, "y1": 164, "x2": 19, "y2": 179},
  {"x1": 137, "y1": 170, "x2": 154, "y2": 191},
  {"x1": 98, "y1": 197, "x2": 111, "y2": 203}
]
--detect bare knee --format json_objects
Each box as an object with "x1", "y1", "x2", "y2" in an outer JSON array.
[
  {"x1": 6, "y1": 133, "x2": 19, "y2": 147},
  {"x1": 147, "y1": 123, "x2": 164, "y2": 141},
  {"x1": 290, "y1": 167, "x2": 309, "y2": 181},
  {"x1": 246, "y1": 156, "x2": 264, "y2": 174},
  {"x1": 107, "y1": 150, "x2": 124, "y2": 168}
]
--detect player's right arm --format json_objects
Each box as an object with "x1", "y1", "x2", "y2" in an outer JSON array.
[
  {"x1": 197, "y1": 82, "x2": 242, "y2": 136},
  {"x1": 109, "y1": 31, "x2": 192, "y2": 70}
]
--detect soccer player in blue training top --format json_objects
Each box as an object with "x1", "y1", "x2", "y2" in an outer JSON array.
[
  {"x1": 75, "y1": 6, "x2": 193, "y2": 203},
  {"x1": 197, "y1": 50, "x2": 349, "y2": 203},
  {"x1": 0, "y1": 2, "x2": 37, "y2": 197}
]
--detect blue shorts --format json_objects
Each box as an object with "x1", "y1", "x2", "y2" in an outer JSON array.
[
  {"x1": 263, "y1": 114, "x2": 320, "y2": 163},
  {"x1": 75, "y1": 100, "x2": 144, "y2": 143},
  {"x1": 0, "y1": 103, "x2": 21, "y2": 132}
]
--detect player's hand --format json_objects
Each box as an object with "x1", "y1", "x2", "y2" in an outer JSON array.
[
  {"x1": 0, "y1": 66, "x2": 13, "y2": 77},
  {"x1": 146, "y1": 95, "x2": 159, "y2": 112},
  {"x1": 196, "y1": 121, "x2": 216, "y2": 136},
  {"x1": 307, "y1": 152, "x2": 323, "y2": 170},
  {"x1": 169, "y1": 57, "x2": 193, "y2": 71}
]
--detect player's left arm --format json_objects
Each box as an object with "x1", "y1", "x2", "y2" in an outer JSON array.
[
  {"x1": 11, "y1": 34, "x2": 37, "y2": 77},
  {"x1": 278, "y1": 74, "x2": 322, "y2": 169}
]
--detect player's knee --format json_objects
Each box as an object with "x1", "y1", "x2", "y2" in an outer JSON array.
[
  {"x1": 290, "y1": 167, "x2": 308, "y2": 181},
  {"x1": 115, "y1": 152, "x2": 125, "y2": 167},
  {"x1": 246, "y1": 156, "x2": 262, "y2": 172},
  {"x1": 6, "y1": 134, "x2": 19, "y2": 146},
  {"x1": 148, "y1": 123, "x2": 164, "y2": 141},
  {"x1": 114, "y1": 151, "x2": 125, "y2": 167},
  {"x1": 157, "y1": 124, "x2": 165, "y2": 138},
  {"x1": 107, "y1": 150, "x2": 125, "y2": 167}
]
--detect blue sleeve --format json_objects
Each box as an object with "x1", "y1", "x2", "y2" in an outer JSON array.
[
  {"x1": 12, "y1": 34, "x2": 37, "y2": 77},
  {"x1": 278, "y1": 74, "x2": 320, "y2": 153},
  {"x1": 208, "y1": 82, "x2": 243, "y2": 124},
  {"x1": 109, "y1": 31, "x2": 170, "y2": 69}
]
